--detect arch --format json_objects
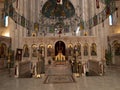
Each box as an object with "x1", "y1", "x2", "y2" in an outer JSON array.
[
  {"x1": 76, "y1": 43, "x2": 81, "y2": 56},
  {"x1": 23, "y1": 44, "x2": 29, "y2": 57},
  {"x1": 31, "y1": 44, "x2": 37, "y2": 57},
  {"x1": 83, "y1": 43, "x2": 88, "y2": 56},
  {"x1": 47, "y1": 44, "x2": 53, "y2": 56},
  {"x1": 68, "y1": 43, "x2": 73, "y2": 48},
  {"x1": 42, "y1": 0, "x2": 75, "y2": 19},
  {"x1": 47, "y1": 44, "x2": 53, "y2": 48},
  {"x1": 67, "y1": 43, "x2": 73, "y2": 56},
  {"x1": 0, "y1": 43, "x2": 7, "y2": 58},
  {"x1": 39, "y1": 44, "x2": 45, "y2": 57},
  {"x1": 55, "y1": 41, "x2": 66, "y2": 56},
  {"x1": 112, "y1": 40, "x2": 120, "y2": 56}
]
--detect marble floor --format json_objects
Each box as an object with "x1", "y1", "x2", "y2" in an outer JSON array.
[{"x1": 0, "y1": 66, "x2": 120, "y2": 90}]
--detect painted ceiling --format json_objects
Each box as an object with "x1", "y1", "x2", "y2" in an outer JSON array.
[{"x1": 42, "y1": 0, "x2": 75, "y2": 19}]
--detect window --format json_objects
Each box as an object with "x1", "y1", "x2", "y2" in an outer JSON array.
[
  {"x1": 76, "y1": 26, "x2": 80, "y2": 36},
  {"x1": 4, "y1": 16, "x2": 9, "y2": 27},
  {"x1": 109, "y1": 15, "x2": 113, "y2": 26}
]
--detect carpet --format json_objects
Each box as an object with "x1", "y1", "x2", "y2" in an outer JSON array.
[{"x1": 44, "y1": 75, "x2": 75, "y2": 84}]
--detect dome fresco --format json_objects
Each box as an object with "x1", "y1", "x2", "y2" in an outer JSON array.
[{"x1": 42, "y1": 0, "x2": 75, "y2": 19}]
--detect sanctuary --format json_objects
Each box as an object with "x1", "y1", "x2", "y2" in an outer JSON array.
[{"x1": 0, "y1": 0, "x2": 120, "y2": 79}]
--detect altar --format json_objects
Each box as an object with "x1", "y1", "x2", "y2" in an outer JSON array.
[{"x1": 55, "y1": 50, "x2": 66, "y2": 65}]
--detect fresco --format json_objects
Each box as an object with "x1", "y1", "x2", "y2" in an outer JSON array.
[{"x1": 42, "y1": 0, "x2": 75, "y2": 19}]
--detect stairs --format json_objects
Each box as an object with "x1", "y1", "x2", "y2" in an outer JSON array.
[{"x1": 45, "y1": 63, "x2": 72, "y2": 76}]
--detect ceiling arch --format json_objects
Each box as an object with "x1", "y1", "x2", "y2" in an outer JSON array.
[{"x1": 42, "y1": 0, "x2": 75, "y2": 19}]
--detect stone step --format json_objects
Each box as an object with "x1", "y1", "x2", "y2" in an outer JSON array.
[{"x1": 45, "y1": 64, "x2": 72, "y2": 75}]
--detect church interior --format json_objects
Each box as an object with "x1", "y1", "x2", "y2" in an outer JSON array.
[{"x1": 0, "y1": 0, "x2": 120, "y2": 90}]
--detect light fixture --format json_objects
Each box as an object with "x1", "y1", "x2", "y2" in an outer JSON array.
[{"x1": 4, "y1": 32, "x2": 10, "y2": 37}]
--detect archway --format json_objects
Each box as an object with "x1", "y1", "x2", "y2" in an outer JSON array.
[
  {"x1": 55, "y1": 41, "x2": 66, "y2": 56},
  {"x1": 0, "y1": 43, "x2": 7, "y2": 58}
]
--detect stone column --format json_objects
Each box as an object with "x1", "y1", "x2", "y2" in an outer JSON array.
[
  {"x1": 44, "y1": 43, "x2": 48, "y2": 65},
  {"x1": 29, "y1": 0, "x2": 33, "y2": 33},
  {"x1": 92, "y1": 0, "x2": 97, "y2": 36},
  {"x1": 82, "y1": 0, "x2": 89, "y2": 35},
  {"x1": 81, "y1": 44, "x2": 84, "y2": 61},
  {"x1": 88, "y1": 43, "x2": 91, "y2": 59},
  {"x1": 23, "y1": 0, "x2": 27, "y2": 37}
]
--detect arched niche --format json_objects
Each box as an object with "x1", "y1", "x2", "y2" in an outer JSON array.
[
  {"x1": 39, "y1": 44, "x2": 45, "y2": 57},
  {"x1": 76, "y1": 43, "x2": 81, "y2": 56},
  {"x1": 91, "y1": 43, "x2": 97, "y2": 56},
  {"x1": 47, "y1": 44, "x2": 54, "y2": 56},
  {"x1": 23, "y1": 44, "x2": 29, "y2": 57},
  {"x1": 83, "y1": 43, "x2": 88, "y2": 56},
  {"x1": 67, "y1": 43, "x2": 73, "y2": 56},
  {"x1": 0, "y1": 43, "x2": 7, "y2": 58},
  {"x1": 31, "y1": 44, "x2": 37, "y2": 57},
  {"x1": 42, "y1": 0, "x2": 75, "y2": 19},
  {"x1": 112, "y1": 40, "x2": 120, "y2": 56},
  {"x1": 55, "y1": 41, "x2": 66, "y2": 56}
]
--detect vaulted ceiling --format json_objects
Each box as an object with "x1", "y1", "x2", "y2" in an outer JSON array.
[{"x1": 42, "y1": 0, "x2": 75, "y2": 19}]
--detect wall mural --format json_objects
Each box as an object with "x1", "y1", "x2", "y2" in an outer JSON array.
[
  {"x1": 23, "y1": 44, "x2": 29, "y2": 57},
  {"x1": 47, "y1": 44, "x2": 54, "y2": 57},
  {"x1": 67, "y1": 43, "x2": 73, "y2": 56},
  {"x1": 31, "y1": 44, "x2": 37, "y2": 57},
  {"x1": 75, "y1": 43, "x2": 81, "y2": 56},
  {"x1": 91, "y1": 43, "x2": 97, "y2": 56},
  {"x1": 16, "y1": 48, "x2": 22, "y2": 61},
  {"x1": 4, "y1": 0, "x2": 116, "y2": 33},
  {"x1": 21, "y1": 41, "x2": 99, "y2": 59},
  {"x1": 39, "y1": 45, "x2": 45, "y2": 57},
  {"x1": 42, "y1": 0, "x2": 75, "y2": 19},
  {"x1": 83, "y1": 43, "x2": 88, "y2": 56}
]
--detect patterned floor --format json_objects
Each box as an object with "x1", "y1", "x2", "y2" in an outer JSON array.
[
  {"x1": 44, "y1": 63, "x2": 74, "y2": 84},
  {"x1": 44, "y1": 75, "x2": 75, "y2": 84},
  {"x1": 0, "y1": 66, "x2": 120, "y2": 90}
]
